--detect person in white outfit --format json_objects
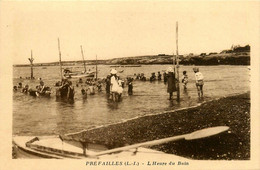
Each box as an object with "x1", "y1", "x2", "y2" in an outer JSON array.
[
  {"x1": 110, "y1": 69, "x2": 121, "y2": 101},
  {"x1": 193, "y1": 67, "x2": 204, "y2": 98}
]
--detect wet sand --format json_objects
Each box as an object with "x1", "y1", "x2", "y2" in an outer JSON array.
[{"x1": 67, "y1": 92, "x2": 250, "y2": 160}]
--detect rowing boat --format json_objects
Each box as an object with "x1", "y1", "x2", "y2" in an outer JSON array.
[
  {"x1": 12, "y1": 126, "x2": 229, "y2": 159},
  {"x1": 13, "y1": 136, "x2": 186, "y2": 159}
]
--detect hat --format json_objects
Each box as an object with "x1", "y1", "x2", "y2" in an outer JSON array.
[
  {"x1": 193, "y1": 67, "x2": 199, "y2": 72},
  {"x1": 110, "y1": 69, "x2": 117, "y2": 74},
  {"x1": 167, "y1": 67, "x2": 174, "y2": 73}
]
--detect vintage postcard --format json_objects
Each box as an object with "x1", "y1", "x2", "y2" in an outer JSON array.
[{"x1": 0, "y1": 1, "x2": 259, "y2": 169}]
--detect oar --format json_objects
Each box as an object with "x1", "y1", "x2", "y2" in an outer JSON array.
[{"x1": 89, "y1": 126, "x2": 229, "y2": 157}]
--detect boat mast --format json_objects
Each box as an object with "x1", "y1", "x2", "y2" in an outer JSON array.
[
  {"x1": 175, "y1": 21, "x2": 180, "y2": 101},
  {"x1": 80, "y1": 45, "x2": 87, "y2": 73},
  {"x1": 96, "y1": 55, "x2": 98, "y2": 80},
  {"x1": 28, "y1": 50, "x2": 34, "y2": 79},
  {"x1": 58, "y1": 38, "x2": 63, "y2": 81}
]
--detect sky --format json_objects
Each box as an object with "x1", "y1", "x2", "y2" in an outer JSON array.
[{"x1": 0, "y1": 1, "x2": 258, "y2": 64}]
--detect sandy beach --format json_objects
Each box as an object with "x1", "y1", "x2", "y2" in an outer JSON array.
[{"x1": 66, "y1": 92, "x2": 250, "y2": 160}]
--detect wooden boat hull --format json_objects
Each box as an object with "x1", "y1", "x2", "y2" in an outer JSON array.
[
  {"x1": 64, "y1": 73, "x2": 95, "y2": 78},
  {"x1": 13, "y1": 136, "x2": 63, "y2": 159},
  {"x1": 12, "y1": 136, "x2": 188, "y2": 160}
]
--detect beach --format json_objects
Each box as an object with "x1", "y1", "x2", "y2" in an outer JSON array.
[{"x1": 66, "y1": 92, "x2": 250, "y2": 160}]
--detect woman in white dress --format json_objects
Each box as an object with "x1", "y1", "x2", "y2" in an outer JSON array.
[{"x1": 110, "y1": 69, "x2": 121, "y2": 101}]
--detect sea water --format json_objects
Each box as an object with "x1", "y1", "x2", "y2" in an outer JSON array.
[{"x1": 13, "y1": 65, "x2": 250, "y2": 136}]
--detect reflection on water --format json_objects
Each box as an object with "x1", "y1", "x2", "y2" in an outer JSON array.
[{"x1": 13, "y1": 65, "x2": 250, "y2": 135}]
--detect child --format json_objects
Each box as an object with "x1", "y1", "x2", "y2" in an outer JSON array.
[
  {"x1": 97, "y1": 81, "x2": 102, "y2": 92},
  {"x1": 88, "y1": 83, "x2": 95, "y2": 95},
  {"x1": 193, "y1": 67, "x2": 204, "y2": 98},
  {"x1": 81, "y1": 86, "x2": 86, "y2": 95},
  {"x1": 117, "y1": 81, "x2": 123, "y2": 101},
  {"x1": 181, "y1": 71, "x2": 188, "y2": 90},
  {"x1": 78, "y1": 78, "x2": 83, "y2": 84},
  {"x1": 81, "y1": 85, "x2": 87, "y2": 99}
]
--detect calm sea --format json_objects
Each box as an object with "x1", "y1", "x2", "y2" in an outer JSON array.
[{"x1": 13, "y1": 65, "x2": 250, "y2": 136}]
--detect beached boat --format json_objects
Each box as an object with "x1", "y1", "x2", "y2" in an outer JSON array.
[
  {"x1": 13, "y1": 136, "x2": 186, "y2": 159},
  {"x1": 12, "y1": 126, "x2": 229, "y2": 159}
]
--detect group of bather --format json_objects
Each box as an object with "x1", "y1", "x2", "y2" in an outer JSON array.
[
  {"x1": 133, "y1": 67, "x2": 204, "y2": 99},
  {"x1": 14, "y1": 69, "x2": 134, "y2": 102},
  {"x1": 13, "y1": 80, "x2": 51, "y2": 97},
  {"x1": 14, "y1": 66, "x2": 204, "y2": 102},
  {"x1": 134, "y1": 71, "x2": 168, "y2": 83},
  {"x1": 104, "y1": 69, "x2": 133, "y2": 102}
]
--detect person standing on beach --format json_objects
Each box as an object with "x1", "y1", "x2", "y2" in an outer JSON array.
[
  {"x1": 193, "y1": 67, "x2": 204, "y2": 98},
  {"x1": 167, "y1": 67, "x2": 177, "y2": 100},
  {"x1": 181, "y1": 71, "x2": 188, "y2": 90}
]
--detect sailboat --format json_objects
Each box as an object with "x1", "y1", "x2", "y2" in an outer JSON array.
[
  {"x1": 63, "y1": 46, "x2": 95, "y2": 79},
  {"x1": 55, "y1": 38, "x2": 75, "y2": 101}
]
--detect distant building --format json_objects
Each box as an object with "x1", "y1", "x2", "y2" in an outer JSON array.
[
  {"x1": 208, "y1": 52, "x2": 218, "y2": 55},
  {"x1": 222, "y1": 44, "x2": 250, "y2": 54},
  {"x1": 220, "y1": 50, "x2": 232, "y2": 54}
]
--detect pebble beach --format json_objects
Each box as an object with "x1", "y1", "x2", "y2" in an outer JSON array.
[{"x1": 66, "y1": 92, "x2": 250, "y2": 160}]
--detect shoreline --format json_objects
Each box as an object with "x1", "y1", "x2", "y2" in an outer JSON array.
[
  {"x1": 66, "y1": 91, "x2": 248, "y2": 136},
  {"x1": 13, "y1": 63, "x2": 250, "y2": 67},
  {"x1": 65, "y1": 92, "x2": 250, "y2": 160},
  {"x1": 13, "y1": 51, "x2": 250, "y2": 67}
]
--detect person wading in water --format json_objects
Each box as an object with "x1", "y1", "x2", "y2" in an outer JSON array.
[
  {"x1": 193, "y1": 67, "x2": 204, "y2": 98},
  {"x1": 167, "y1": 67, "x2": 177, "y2": 100},
  {"x1": 181, "y1": 70, "x2": 188, "y2": 90},
  {"x1": 110, "y1": 69, "x2": 120, "y2": 101},
  {"x1": 105, "y1": 75, "x2": 111, "y2": 94},
  {"x1": 163, "y1": 72, "x2": 168, "y2": 84}
]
